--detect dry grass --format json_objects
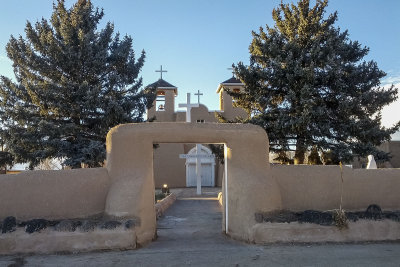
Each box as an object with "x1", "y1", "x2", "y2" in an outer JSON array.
[
  {"x1": 333, "y1": 208, "x2": 348, "y2": 229},
  {"x1": 334, "y1": 162, "x2": 348, "y2": 229}
]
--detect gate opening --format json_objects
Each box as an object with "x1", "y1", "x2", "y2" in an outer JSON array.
[{"x1": 153, "y1": 142, "x2": 228, "y2": 235}]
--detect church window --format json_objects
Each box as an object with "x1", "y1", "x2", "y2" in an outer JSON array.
[{"x1": 156, "y1": 91, "x2": 166, "y2": 111}]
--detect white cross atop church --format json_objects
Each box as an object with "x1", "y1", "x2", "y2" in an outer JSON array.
[{"x1": 178, "y1": 93, "x2": 199, "y2": 123}]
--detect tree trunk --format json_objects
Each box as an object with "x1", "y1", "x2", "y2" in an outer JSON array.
[
  {"x1": 294, "y1": 137, "x2": 306, "y2": 164},
  {"x1": 1, "y1": 143, "x2": 6, "y2": 173}
]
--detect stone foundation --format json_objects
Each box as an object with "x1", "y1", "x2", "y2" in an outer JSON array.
[
  {"x1": 0, "y1": 227, "x2": 136, "y2": 255},
  {"x1": 251, "y1": 220, "x2": 400, "y2": 243}
]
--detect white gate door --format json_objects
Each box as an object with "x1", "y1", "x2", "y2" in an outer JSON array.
[
  {"x1": 201, "y1": 164, "x2": 212, "y2": 186},
  {"x1": 187, "y1": 164, "x2": 196, "y2": 187},
  {"x1": 187, "y1": 163, "x2": 214, "y2": 187},
  {"x1": 185, "y1": 145, "x2": 215, "y2": 187}
]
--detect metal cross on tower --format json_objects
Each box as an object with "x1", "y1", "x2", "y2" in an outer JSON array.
[
  {"x1": 227, "y1": 67, "x2": 235, "y2": 77},
  {"x1": 155, "y1": 65, "x2": 168, "y2": 79},
  {"x1": 194, "y1": 90, "x2": 203, "y2": 104}
]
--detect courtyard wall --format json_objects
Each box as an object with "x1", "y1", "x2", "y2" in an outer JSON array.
[
  {"x1": 272, "y1": 165, "x2": 400, "y2": 211},
  {"x1": 0, "y1": 123, "x2": 399, "y2": 247},
  {"x1": 0, "y1": 168, "x2": 110, "y2": 220}
]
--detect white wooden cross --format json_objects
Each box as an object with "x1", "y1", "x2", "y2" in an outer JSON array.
[
  {"x1": 194, "y1": 90, "x2": 203, "y2": 104},
  {"x1": 179, "y1": 144, "x2": 214, "y2": 195},
  {"x1": 178, "y1": 93, "x2": 199, "y2": 122}
]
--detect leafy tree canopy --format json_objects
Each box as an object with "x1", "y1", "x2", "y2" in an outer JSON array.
[
  {"x1": 0, "y1": 0, "x2": 155, "y2": 168},
  {"x1": 233, "y1": 0, "x2": 399, "y2": 164}
]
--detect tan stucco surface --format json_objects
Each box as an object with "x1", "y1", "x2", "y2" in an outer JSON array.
[
  {"x1": 153, "y1": 143, "x2": 186, "y2": 188},
  {"x1": 0, "y1": 168, "x2": 110, "y2": 220},
  {"x1": 252, "y1": 220, "x2": 400, "y2": 243},
  {"x1": 0, "y1": 227, "x2": 136, "y2": 255},
  {"x1": 272, "y1": 165, "x2": 400, "y2": 211},
  {"x1": 105, "y1": 122, "x2": 282, "y2": 244},
  {"x1": 381, "y1": 141, "x2": 400, "y2": 168}
]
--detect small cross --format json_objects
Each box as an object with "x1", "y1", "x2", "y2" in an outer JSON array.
[
  {"x1": 227, "y1": 67, "x2": 234, "y2": 77},
  {"x1": 178, "y1": 93, "x2": 199, "y2": 122},
  {"x1": 155, "y1": 65, "x2": 168, "y2": 79},
  {"x1": 194, "y1": 90, "x2": 203, "y2": 104}
]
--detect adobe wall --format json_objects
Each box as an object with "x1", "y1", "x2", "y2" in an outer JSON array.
[
  {"x1": 0, "y1": 122, "x2": 399, "y2": 249},
  {"x1": 0, "y1": 168, "x2": 110, "y2": 220},
  {"x1": 153, "y1": 143, "x2": 186, "y2": 188},
  {"x1": 272, "y1": 165, "x2": 400, "y2": 211},
  {"x1": 387, "y1": 141, "x2": 400, "y2": 168},
  {"x1": 220, "y1": 91, "x2": 248, "y2": 120}
]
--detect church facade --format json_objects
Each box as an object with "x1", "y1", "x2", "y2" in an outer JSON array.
[{"x1": 146, "y1": 76, "x2": 247, "y2": 188}]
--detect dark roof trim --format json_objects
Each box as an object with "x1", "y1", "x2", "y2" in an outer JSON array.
[
  {"x1": 221, "y1": 77, "x2": 242, "y2": 84},
  {"x1": 146, "y1": 78, "x2": 177, "y2": 89}
]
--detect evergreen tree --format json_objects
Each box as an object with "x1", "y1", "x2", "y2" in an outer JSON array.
[
  {"x1": 308, "y1": 146, "x2": 322, "y2": 165},
  {"x1": 233, "y1": 0, "x2": 399, "y2": 164},
  {"x1": 321, "y1": 150, "x2": 340, "y2": 165},
  {"x1": 0, "y1": 140, "x2": 13, "y2": 172},
  {"x1": 0, "y1": 0, "x2": 154, "y2": 168}
]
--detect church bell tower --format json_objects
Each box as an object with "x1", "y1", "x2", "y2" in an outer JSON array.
[{"x1": 146, "y1": 66, "x2": 178, "y2": 121}]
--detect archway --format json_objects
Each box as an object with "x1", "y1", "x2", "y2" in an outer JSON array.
[{"x1": 104, "y1": 122, "x2": 282, "y2": 245}]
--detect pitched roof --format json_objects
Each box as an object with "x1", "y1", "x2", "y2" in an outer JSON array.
[
  {"x1": 216, "y1": 76, "x2": 244, "y2": 93},
  {"x1": 221, "y1": 76, "x2": 242, "y2": 84},
  {"x1": 146, "y1": 78, "x2": 177, "y2": 89}
]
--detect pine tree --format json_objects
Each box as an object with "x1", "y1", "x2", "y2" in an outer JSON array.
[
  {"x1": 0, "y1": 140, "x2": 13, "y2": 172},
  {"x1": 0, "y1": 0, "x2": 154, "y2": 168},
  {"x1": 308, "y1": 146, "x2": 322, "y2": 165},
  {"x1": 233, "y1": 0, "x2": 399, "y2": 164}
]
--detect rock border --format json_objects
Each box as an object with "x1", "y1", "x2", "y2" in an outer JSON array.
[
  {"x1": 0, "y1": 217, "x2": 137, "y2": 255},
  {"x1": 155, "y1": 193, "x2": 177, "y2": 219},
  {"x1": 252, "y1": 205, "x2": 400, "y2": 243},
  {"x1": 255, "y1": 206, "x2": 400, "y2": 226}
]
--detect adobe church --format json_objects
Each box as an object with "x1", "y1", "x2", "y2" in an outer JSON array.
[{"x1": 146, "y1": 72, "x2": 247, "y2": 188}]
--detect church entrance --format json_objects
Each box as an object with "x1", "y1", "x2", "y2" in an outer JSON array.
[
  {"x1": 185, "y1": 145, "x2": 215, "y2": 187},
  {"x1": 153, "y1": 143, "x2": 222, "y2": 189}
]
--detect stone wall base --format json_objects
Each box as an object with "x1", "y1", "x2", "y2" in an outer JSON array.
[
  {"x1": 251, "y1": 219, "x2": 400, "y2": 243},
  {"x1": 155, "y1": 193, "x2": 177, "y2": 219},
  {"x1": 0, "y1": 228, "x2": 136, "y2": 255}
]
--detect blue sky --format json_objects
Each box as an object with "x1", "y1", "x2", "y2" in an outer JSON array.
[{"x1": 0, "y1": 0, "x2": 399, "y2": 139}]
